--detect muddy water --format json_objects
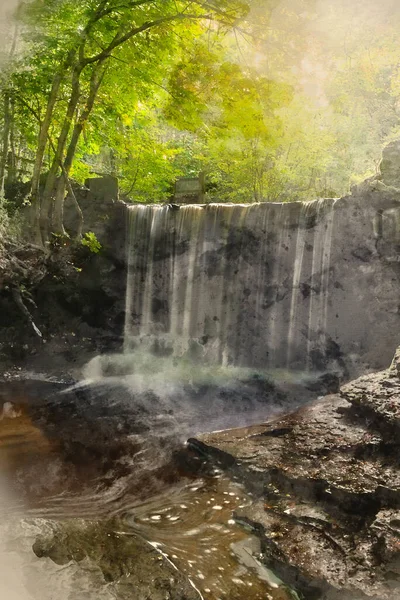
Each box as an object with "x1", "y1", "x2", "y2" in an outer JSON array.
[{"x1": 0, "y1": 395, "x2": 296, "y2": 600}]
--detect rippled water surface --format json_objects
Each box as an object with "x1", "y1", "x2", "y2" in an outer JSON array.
[
  {"x1": 0, "y1": 383, "x2": 297, "y2": 600},
  {"x1": 123, "y1": 475, "x2": 293, "y2": 600}
]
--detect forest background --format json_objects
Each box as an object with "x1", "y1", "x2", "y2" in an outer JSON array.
[{"x1": 0, "y1": 0, "x2": 400, "y2": 246}]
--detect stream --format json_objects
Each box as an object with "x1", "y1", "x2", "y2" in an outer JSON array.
[{"x1": 0, "y1": 369, "x2": 301, "y2": 600}]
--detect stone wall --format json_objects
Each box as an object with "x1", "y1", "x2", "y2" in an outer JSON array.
[{"x1": 123, "y1": 185, "x2": 400, "y2": 378}]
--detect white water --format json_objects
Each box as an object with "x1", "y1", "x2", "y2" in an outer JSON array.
[{"x1": 124, "y1": 200, "x2": 340, "y2": 371}]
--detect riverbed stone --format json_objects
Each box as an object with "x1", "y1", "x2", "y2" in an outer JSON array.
[{"x1": 33, "y1": 518, "x2": 200, "y2": 600}]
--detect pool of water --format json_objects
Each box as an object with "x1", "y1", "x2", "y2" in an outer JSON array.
[
  {"x1": 0, "y1": 382, "x2": 298, "y2": 600},
  {"x1": 123, "y1": 474, "x2": 293, "y2": 600}
]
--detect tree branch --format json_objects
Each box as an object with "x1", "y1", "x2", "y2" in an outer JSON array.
[{"x1": 82, "y1": 12, "x2": 214, "y2": 66}]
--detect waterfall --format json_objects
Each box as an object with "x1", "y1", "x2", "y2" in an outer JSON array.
[{"x1": 124, "y1": 200, "x2": 339, "y2": 371}]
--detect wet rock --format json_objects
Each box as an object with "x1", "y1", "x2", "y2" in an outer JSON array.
[
  {"x1": 380, "y1": 140, "x2": 400, "y2": 187},
  {"x1": 341, "y1": 354, "x2": 400, "y2": 441},
  {"x1": 191, "y1": 348, "x2": 400, "y2": 599},
  {"x1": 304, "y1": 372, "x2": 340, "y2": 395},
  {"x1": 33, "y1": 519, "x2": 199, "y2": 599}
]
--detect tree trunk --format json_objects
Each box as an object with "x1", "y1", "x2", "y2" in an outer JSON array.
[
  {"x1": 0, "y1": 24, "x2": 19, "y2": 196},
  {"x1": 6, "y1": 96, "x2": 17, "y2": 187},
  {"x1": 30, "y1": 72, "x2": 64, "y2": 225},
  {"x1": 40, "y1": 65, "x2": 82, "y2": 243},
  {"x1": 29, "y1": 1, "x2": 112, "y2": 243},
  {"x1": 64, "y1": 174, "x2": 83, "y2": 240},
  {"x1": 29, "y1": 47, "x2": 78, "y2": 244},
  {"x1": 0, "y1": 90, "x2": 11, "y2": 197},
  {"x1": 53, "y1": 62, "x2": 106, "y2": 235}
]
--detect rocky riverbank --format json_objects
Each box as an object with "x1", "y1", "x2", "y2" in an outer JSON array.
[{"x1": 190, "y1": 349, "x2": 400, "y2": 599}]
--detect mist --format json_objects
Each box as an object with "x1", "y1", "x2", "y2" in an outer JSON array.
[
  {"x1": 0, "y1": 0, "x2": 19, "y2": 62},
  {"x1": 0, "y1": 0, "x2": 19, "y2": 31},
  {"x1": 0, "y1": 477, "x2": 33, "y2": 600}
]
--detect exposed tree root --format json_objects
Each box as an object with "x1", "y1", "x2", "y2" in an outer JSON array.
[
  {"x1": 11, "y1": 285, "x2": 43, "y2": 338},
  {"x1": 0, "y1": 241, "x2": 47, "y2": 338}
]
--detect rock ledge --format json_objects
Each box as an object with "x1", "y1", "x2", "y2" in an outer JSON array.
[{"x1": 191, "y1": 351, "x2": 400, "y2": 599}]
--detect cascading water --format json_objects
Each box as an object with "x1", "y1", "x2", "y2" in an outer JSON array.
[{"x1": 124, "y1": 199, "x2": 338, "y2": 372}]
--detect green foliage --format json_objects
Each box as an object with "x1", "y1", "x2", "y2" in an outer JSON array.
[
  {"x1": 81, "y1": 231, "x2": 102, "y2": 254},
  {"x1": 2, "y1": 0, "x2": 400, "y2": 214}
]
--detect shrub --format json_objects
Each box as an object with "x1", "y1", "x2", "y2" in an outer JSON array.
[{"x1": 81, "y1": 231, "x2": 102, "y2": 254}]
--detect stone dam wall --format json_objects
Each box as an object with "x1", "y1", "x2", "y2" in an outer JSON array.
[{"x1": 114, "y1": 184, "x2": 400, "y2": 378}]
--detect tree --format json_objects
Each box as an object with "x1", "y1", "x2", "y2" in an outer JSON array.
[
  {"x1": 3, "y1": 0, "x2": 400, "y2": 226},
  {"x1": 15, "y1": 0, "x2": 251, "y2": 244}
]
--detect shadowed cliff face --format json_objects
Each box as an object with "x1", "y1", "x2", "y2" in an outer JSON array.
[{"x1": 124, "y1": 190, "x2": 400, "y2": 379}]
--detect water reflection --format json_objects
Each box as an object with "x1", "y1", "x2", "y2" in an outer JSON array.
[
  {"x1": 124, "y1": 473, "x2": 295, "y2": 600},
  {"x1": 0, "y1": 391, "x2": 297, "y2": 600}
]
